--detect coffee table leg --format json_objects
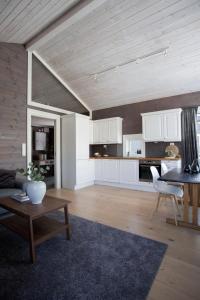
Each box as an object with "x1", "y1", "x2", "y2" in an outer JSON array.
[
  {"x1": 28, "y1": 218, "x2": 36, "y2": 263},
  {"x1": 64, "y1": 205, "x2": 70, "y2": 240}
]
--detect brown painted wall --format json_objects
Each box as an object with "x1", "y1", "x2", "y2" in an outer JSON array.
[
  {"x1": 92, "y1": 92, "x2": 200, "y2": 134},
  {"x1": 0, "y1": 43, "x2": 27, "y2": 170},
  {"x1": 32, "y1": 55, "x2": 89, "y2": 115}
]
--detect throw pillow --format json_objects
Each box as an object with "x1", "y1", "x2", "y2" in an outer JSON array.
[{"x1": 0, "y1": 169, "x2": 16, "y2": 188}]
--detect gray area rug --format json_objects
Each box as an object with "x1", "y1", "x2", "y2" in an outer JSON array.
[{"x1": 0, "y1": 212, "x2": 167, "y2": 300}]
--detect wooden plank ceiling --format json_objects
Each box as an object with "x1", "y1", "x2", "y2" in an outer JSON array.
[
  {"x1": 0, "y1": 0, "x2": 79, "y2": 43},
  {"x1": 1, "y1": 0, "x2": 200, "y2": 110}
]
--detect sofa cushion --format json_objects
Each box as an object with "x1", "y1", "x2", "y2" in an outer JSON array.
[
  {"x1": 0, "y1": 188, "x2": 22, "y2": 198},
  {"x1": 0, "y1": 169, "x2": 16, "y2": 188}
]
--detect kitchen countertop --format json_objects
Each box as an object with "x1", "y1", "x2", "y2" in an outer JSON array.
[{"x1": 90, "y1": 156, "x2": 181, "y2": 161}]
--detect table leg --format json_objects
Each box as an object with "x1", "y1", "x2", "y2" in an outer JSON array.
[
  {"x1": 192, "y1": 184, "x2": 198, "y2": 225},
  {"x1": 183, "y1": 183, "x2": 190, "y2": 223},
  {"x1": 64, "y1": 205, "x2": 70, "y2": 240},
  {"x1": 28, "y1": 218, "x2": 36, "y2": 263}
]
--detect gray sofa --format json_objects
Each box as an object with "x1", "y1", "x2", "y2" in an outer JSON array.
[{"x1": 0, "y1": 173, "x2": 26, "y2": 216}]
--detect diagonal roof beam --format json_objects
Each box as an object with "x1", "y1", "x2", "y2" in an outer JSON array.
[{"x1": 25, "y1": 0, "x2": 107, "y2": 51}]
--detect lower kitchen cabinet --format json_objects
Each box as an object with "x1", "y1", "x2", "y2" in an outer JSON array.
[
  {"x1": 95, "y1": 159, "x2": 119, "y2": 182},
  {"x1": 103, "y1": 160, "x2": 120, "y2": 182},
  {"x1": 94, "y1": 159, "x2": 139, "y2": 185},
  {"x1": 76, "y1": 159, "x2": 94, "y2": 188},
  {"x1": 119, "y1": 160, "x2": 139, "y2": 184}
]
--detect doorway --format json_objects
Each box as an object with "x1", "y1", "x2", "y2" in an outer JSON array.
[
  {"x1": 27, "y1": 109, "x2": 61, "y2": 189},
  {"x1": 32, "y1": 117, "x2": 55, "y2": 188}
]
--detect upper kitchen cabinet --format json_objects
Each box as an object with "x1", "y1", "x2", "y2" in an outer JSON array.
[
  {"x1": 141, "y1": 108, "x2": 182, "y2": 142},
  {"x1": 92, "y1": 117, "x2": 123, "y2": 144}
]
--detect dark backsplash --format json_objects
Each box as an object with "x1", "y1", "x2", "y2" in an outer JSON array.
[
  {"x1": 90, "y1": 142, "x2": 182, "y2": 158},
  {"x1": 90, "y1": 144, "x2": 123, "y2": 157},
  {"x1": 145, "y1": 142, "x2": 183, "y2": 158}
]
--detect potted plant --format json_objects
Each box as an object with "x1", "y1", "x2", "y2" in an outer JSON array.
[{"x1": 17, "y1": 163, "x2": 50, "y2": 205}]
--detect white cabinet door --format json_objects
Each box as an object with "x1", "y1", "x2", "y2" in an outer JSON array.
[
  {"x1": 102, "y1": 159, "x2": 120, "y2": 182},
  {"x1": 95, "y1": 159, "x2": 103, "y2": 181},
  {"x1": 108, "y1": 118, "x2": 122, "y2": 144},
  {"x1": 93, "y1": 118, "x2": 122, "y2": 144},
  {"x1": 163, "y1": 111, "x2": 181, "y2": 141},
  {"x1": 76, "y1": 116, "x2": 89, "y2": 159},
  {"x1": 108, "y1": 119, "x2": 117, "y2": 143},
  {"x1": 119, "y1": 160, "x2": 139, "y2": 184},
  {"x1": 142, "y1": 114, "x2": 163, "y2": 141},
  {"x1": 76, "y1": 159, "x2": 94, "y2": 185},
  {"x1": 93, "y1": 121, "x2": 101, "y2": 144},
  {"x1": 100, "y1": 120, "x2": 109, "y2": 143},
  {"x1": 89, "y1": 120, "x2": 93, "y2": 144}
]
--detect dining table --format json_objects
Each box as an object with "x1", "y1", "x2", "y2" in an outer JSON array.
[{"x1": 159, "y1": 168, "x2": 200, "y2": 230}]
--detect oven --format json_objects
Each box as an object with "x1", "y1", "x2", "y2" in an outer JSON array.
[{"x1": 139, "y1": 160, "x2": 161, "y2": 183}]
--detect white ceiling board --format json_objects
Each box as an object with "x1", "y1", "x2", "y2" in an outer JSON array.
[
  {"x1": 34, "y1": 0, "x2": 200, "y2": 110},
  {"x1": 0, "y1": 0, "x2": 80, "y2": 43}
]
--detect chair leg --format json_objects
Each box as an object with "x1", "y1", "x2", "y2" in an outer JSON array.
[
  {"x1": 151, "y1": 193, "x2": 161, "y2": 219},
  {"x1": 174, "y1": 196, "x2": 181, "y2": 217},
  {"x1": 156, "y1": 193, "x2": 161, "y2": 211},
  {"x1": 171, "y1": 196, "x2": 178, "y2": 226}
]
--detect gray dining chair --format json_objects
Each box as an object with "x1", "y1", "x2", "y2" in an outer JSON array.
[{"x1": 151, "y1": 166, "x2": 184, "y2": 225}]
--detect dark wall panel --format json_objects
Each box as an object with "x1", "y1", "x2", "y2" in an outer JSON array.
[
  {"x1": 93, "y1": 92, "x2": 200, "y2": 134},
  {"x1": 0, "y1": 43, "x2": 27, "y2": 170},
  {"x1": 32, "y1": 55, "x2": 89, "y2": 115}
]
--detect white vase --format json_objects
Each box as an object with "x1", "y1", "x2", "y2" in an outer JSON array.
[{"x1": 26, "y1": 181, "x2": 46, "y2": 205}]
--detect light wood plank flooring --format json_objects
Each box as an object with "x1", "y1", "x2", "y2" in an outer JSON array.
[{"x1": 47, "y1": 185, "x2": 200, "y2": 300}]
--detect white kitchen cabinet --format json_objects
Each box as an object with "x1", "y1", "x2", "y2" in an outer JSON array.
[
  {"x1": 163, "y1": 110, "x2": 181, "y2": 141},
  {"x1": 94, "y1": 159, "x2": 120, "y2": 182},
  {"x1": 95, "y1": 159, "x2": 103, "y2": 181},
  {"x1": 89, "y1": 120, "x2": 93, "y2": 144},
  {"x1": 119, "y1": 160, "x2": 139, "y2": 184},
  {"x1": 142, "y1": 108, "x2": 182, "y2": 142},
  {"x1": 142, "y1": 114, "x2": 163, "y2": 141},
  {"x1": 76, "y1": 159, "x2": 94, "y2": 186},
  {"x1": 76, "y1": 115, "x2": 89, "y2": 159},
  {"x1": 94, "y1": 158, "x2": 153, "y2": 192},
  {"x1": 102, "y1": 159, "x2": 120, "y2": 182},
  {"x1": 92, "y1": 117, "x2": 122, "y2": 144},
  {"x1": 62, "y1": 113, "x2": 94, "y2": 190},
  {"x1": 94, "y1": 159, "x2": 139, "y2": 184}
]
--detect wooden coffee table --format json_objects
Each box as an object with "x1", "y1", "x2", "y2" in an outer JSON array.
[{"x1": 0, "y1": 195, "x2": 71, "y2": 263}]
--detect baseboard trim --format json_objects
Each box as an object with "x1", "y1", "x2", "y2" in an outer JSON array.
[
  {"x1": 94, "y1": 181, "x2": 155, "y2": 192},
  {"x1": 74, "y1": 181, "x2": 94, "y2": 190}
]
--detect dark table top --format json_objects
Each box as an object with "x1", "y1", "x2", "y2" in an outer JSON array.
[
  {"x1": 0, "y1": 195, "x2": 71, "y2": 219},
  {"x1": 159, "y1": 168, "x2": 200, "y2": 184}
]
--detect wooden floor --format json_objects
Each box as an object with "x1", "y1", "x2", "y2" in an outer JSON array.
[{"x1": 47, "y1": 185, "x2": 200, "y2": 300}]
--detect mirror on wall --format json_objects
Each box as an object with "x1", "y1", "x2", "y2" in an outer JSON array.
[{"x1": 123, "y1": 134, "x2": 145, "y2": 157}]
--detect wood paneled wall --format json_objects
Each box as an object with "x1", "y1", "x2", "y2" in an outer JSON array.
[
  {"x1": 92, "y1": 92, "x2": 200, "y2": 134},
  {"x1": 0, "y1": 43, "x2": 27, "y2": 170}
]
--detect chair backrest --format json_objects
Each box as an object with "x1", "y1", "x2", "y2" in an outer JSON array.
[
  {"x1": 150, "y1": 166, "x2": 160, "y2": 189},
  {"x1": 162, "y1": 162, "x2": 168, "y2": 175}
]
